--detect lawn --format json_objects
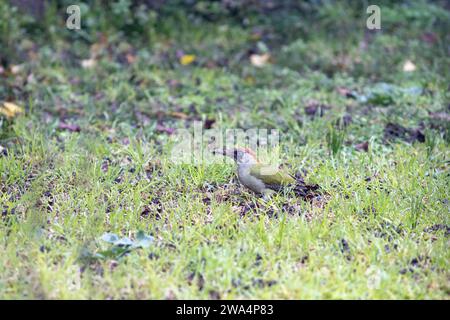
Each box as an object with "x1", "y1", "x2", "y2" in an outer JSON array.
[{"x1": 0, "y1": 0, "x2": 449, "y2": 299}]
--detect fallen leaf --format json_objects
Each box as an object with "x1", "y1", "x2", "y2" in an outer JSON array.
[
  {"x1": 58, "y1": 121, "x2": 81, "y2": 132},
  {"x1": 168, "y1": 111, "x2": 189, "y2": 119},
  {"x1": 403, "y1": 60, "x2": 416, "y2": 72},
  {"x1": 250, "y1": 53, "x2": 271, "y2": 67},
  {"x1": 0, "y1": 102, "x2": 23, "y2": 119},
  {"x1": 384, "y1": 123, "x2": 425, "y2": 143},
  {"x1": 125, "y1": 53, "x2": 137, "y2": 64},
  {"x1": 81, "y1": 59, "x2": 96, "y2": 69},
  {"x1": 209, "y1": 290, "x2": 221, "y2": 300},
  {"x1": 101, "y1": 158, "x2": 109, "y2": 173},
  {"x1": 180, "y1": 54, "x2": 196, "y2": 65},
  {"x1": 156, "y1": 123, "x2": 175, "y2": 135},
  {"x1": 429, "y1": 112, "x2": 450, "y2": 122},
  {"x1": 10, "y1": 64, "x2": 23, "y2": 74},
  {"x1": 355, "y1": 141, "x2": 369, "y2": 152},
  {"x1": 342, "y1": 114, "x2": 353, "y2": 127},
  {"x1": 304, "y1": 100, "x2": 331, "y2": 117},
  {"x1": 335, "y1": 114, "x2": 352, "y2": 128}
]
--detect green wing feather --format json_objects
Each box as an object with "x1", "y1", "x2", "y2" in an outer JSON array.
[{"x1": 250, "y1": 164, "x2": 295, "y2": 185}]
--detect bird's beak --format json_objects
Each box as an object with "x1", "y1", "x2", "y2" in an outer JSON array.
[
  {"x1": 223, "y1": 148, "x2": 235, "y2": 158},
  {"x1": 212, "y1": 148, "x2": 227, "y2": 156}
]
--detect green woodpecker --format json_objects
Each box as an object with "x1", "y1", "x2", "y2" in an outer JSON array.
[{"x1": 215, "y1": 147, "x2": 296, "y2": 195}]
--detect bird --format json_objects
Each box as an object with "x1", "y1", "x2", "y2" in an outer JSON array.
[{"x1": 214, "y1": 147, "x2": 296, "y2": 196}]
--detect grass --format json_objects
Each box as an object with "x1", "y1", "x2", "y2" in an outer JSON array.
[{"x1": 0, "y1": 1, "x2": 449, "y2": 299}]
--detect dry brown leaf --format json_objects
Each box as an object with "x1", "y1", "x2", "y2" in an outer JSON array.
[
  {"x1": 0, "y1": 102, "x2": 23, "y2": 119},
  {"x1": 10, "y1": 64, "x2": 24, "y2": 74},
  {"x1": 429, "y1": 112, "x2": 450, "y2": 122},
  {"x1": 58, "y1": 121, "x2": 81, "y2": 132},
  {"x1": 81, "y1": 59, "x2": 96, "y2": 69},
  {"x1": 403, "y1": 60, "x2": 416, "y2": 72},
  {"x1": 355, "y1": 141, "x2": 369, "y2": 152},
  {"x1": 126, "y1": 53, "x2": 137, "y2": 64},
  {"x1": 156, "y1": 123, "x2": 175, "y2": 135},
  {"x1": 250, "y1": 53, "x2": 271, "y2": 67},
  {"x1": 168, "y1": 111, "x2": 189, "y2": 119}
]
